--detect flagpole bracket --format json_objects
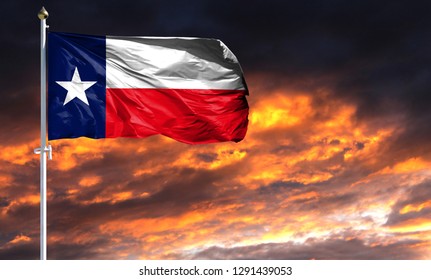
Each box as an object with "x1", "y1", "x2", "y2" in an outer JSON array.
[{"x1": 34, "y1": 145, "x2": 53, "y2": 160}]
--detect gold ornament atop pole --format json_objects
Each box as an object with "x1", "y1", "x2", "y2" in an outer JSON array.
[{"x1": 38, "y1": 6, "x2": 49, "y2": 20}]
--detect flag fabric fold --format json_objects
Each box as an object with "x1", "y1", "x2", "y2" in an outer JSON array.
[{"x1": 48, "y1": 32, "x2": 249, "y2": 144}]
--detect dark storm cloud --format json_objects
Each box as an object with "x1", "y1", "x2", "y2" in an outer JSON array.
[
  {"x1": 48, "y1": 238, "x2": 114, "y2": 260},
  {"x1": 0, "y1": 160, "x2": 39, "y2": 197},
  {"x1": 203, "y1": 0, "x2": 431, "y2": 74},
  {"x1": 0, "y1": 2, "x2": 51, "y2": 143},
  {"x1": 187, "y1": 238, "x2": 422, "y2": 260},
  {"x1": 386, "y1": 113, "x2": 431, "y2": 162},
  {"x1": 0, "y1": 160, "x2": 39, "y2": 246},
  {"x1": 0, "y1": 242, "x2": 38, "y2": 260},
  {"x1": 0, "y1": 203, "x2": 39, "y2": 233}
]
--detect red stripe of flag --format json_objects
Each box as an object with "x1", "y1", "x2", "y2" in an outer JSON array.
[{"x1": 106, "y1": 88, "x2": 249, "y2": 144}]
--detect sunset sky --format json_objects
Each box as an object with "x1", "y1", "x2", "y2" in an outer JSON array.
[{"x1": 1, "y1": 0, "x2": 431, "y2": 259}]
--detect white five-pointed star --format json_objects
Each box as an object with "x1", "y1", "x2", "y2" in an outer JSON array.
[{"x1": 56, "y1": 67, "x2": 97, "y2": 106}]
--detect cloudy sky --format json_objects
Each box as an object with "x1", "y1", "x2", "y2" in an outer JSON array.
[{"x1": 1, "y1": 0, "x2": 431, "y2": 259}]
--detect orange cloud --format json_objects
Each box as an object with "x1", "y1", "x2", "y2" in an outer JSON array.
[
  {"x1": 1, "y1": 139, "x2": 39, "y2": 165},
  {"x1": 388, "y1": 217, "x2": 431, "y2": 233},
  {"x1": 250, "y1": 93, "x2": 313, "y2": 130},
  {"x1": 0, "y1": 174, "x2": 13, "y2": 186},
  {"x1": 1, "y1": 194, "x2": 40, "y2": 215},
  {"x1": 51, "y1": 138, "x2": 106, "y2": 171},
  {"x1": 8, "y1": 234, "x2": 31, "y2": 245},
  {"x1": 399, "y1": 201, "x2": 431, "y2": 215},
  {"x1": 79, "y1": 176, "x2": 102, "y2": 187},
  {"x1": 380, "y1": 157, "x2": 431, "y2": 175},
  {"x1": 17, "y1": 194, "x2": 40, "y2": 205}
]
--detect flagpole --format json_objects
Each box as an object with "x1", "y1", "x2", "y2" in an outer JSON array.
[{"x1": 36, "y1": 6, "x2": 51, "y2": 261}]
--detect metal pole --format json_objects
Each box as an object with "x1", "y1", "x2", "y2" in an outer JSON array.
[{"x1": 37, "y1": 6, "x2": 49, "y2": 261}]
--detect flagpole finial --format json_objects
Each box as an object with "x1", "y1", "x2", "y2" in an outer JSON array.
[{"x1": 38, "y1": 6, "x2": 49, "y2": 20}]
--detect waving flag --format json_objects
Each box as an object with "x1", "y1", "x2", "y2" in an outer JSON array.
[{"x1": 48, "y1": 32, "x2": 249, "y2": 144}]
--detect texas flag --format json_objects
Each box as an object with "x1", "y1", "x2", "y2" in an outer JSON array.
[{"x1": 48, "y1": 32, "x2": 249, "y2": 144}]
